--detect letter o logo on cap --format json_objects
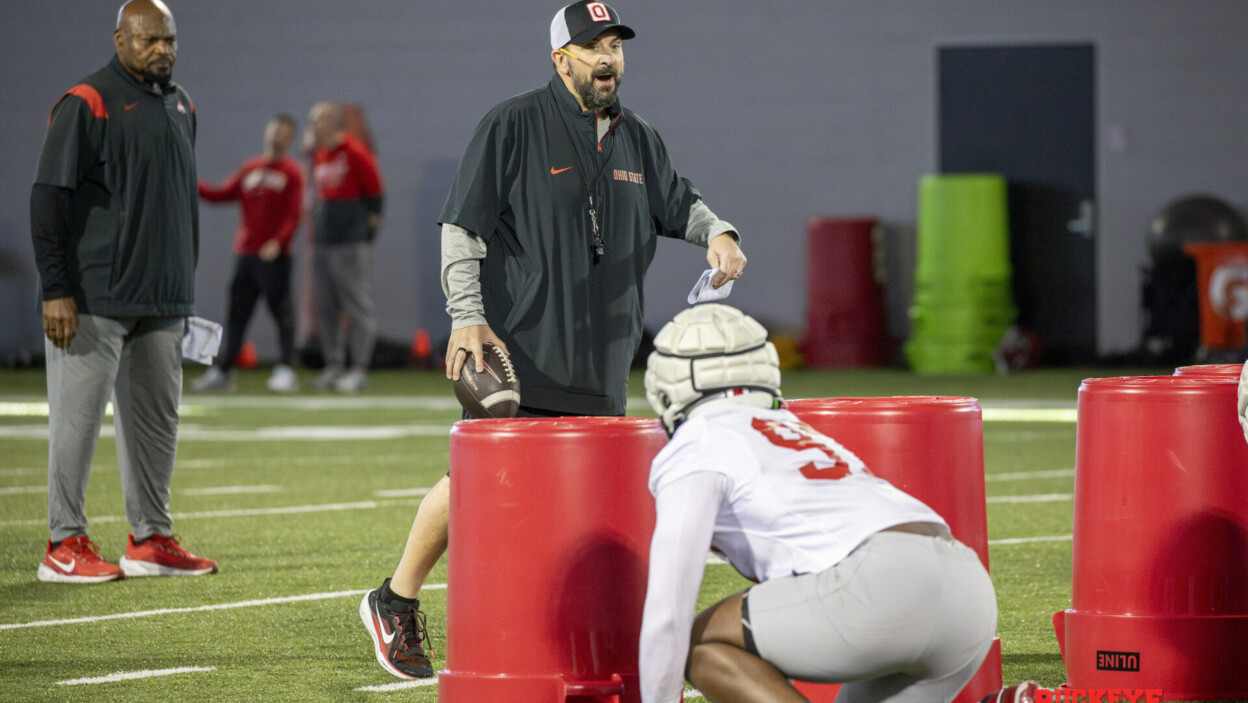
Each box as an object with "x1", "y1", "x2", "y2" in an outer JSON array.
[{"x1": 587, "y1": 2, "x2": 611, "y2": 22}]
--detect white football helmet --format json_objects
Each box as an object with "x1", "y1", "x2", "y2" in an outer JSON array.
[{"x1": 645, "y1": 304, "x2": 782, "y2": 434}]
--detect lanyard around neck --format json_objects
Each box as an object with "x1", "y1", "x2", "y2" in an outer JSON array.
[{"x1": 549, "y1": 84, "x2": 614, "y2": 264}]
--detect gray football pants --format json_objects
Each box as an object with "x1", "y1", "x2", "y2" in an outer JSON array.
[
  {"x1": 313, "y1": 241, "x2": 377, "y2": 370},
  {"x1": 747, "y1": 530, "x2": 998, "y2": 703},
  {"x1": 45, "y1": 314, "x2": 183, "y2": 544}
]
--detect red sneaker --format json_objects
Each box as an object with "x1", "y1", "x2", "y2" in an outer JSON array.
[
  {"x1": 37, "y1": 536, "x2": 123, "y2": 583},
  {"x1": 980, "y1": 681, "x2": 1039, "y2": 703},
  {"x1": 120, "y1": 534, "x2": 218, "y2": 577}
]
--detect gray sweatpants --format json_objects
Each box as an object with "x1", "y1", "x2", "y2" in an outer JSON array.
[
  {"x1": 313, "y1": 241, "x2": 377, "y2": 370},
  {"x1": 45, "y1": 314, "x2": 183, "y2": 544},
  {"x1": 747, "y1": 531, "x2": 998, "y2": 703}
]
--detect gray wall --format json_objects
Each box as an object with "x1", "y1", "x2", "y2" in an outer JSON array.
[{"x1": 3, "y1": 1, "x2": 1247, "y2": 363}]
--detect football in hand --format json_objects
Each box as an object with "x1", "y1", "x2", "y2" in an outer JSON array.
[{"x1": 451, "y1": 343, "x2": 521, "y2": 418}]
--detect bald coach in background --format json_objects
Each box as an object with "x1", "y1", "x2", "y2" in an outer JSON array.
[{"x1": 29, "y1": 0, "x2": 217, "y2": 583}]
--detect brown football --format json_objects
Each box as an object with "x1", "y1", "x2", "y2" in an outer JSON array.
[{"x1": 451, "y1": 343, "x2": 521, "y2": 418}]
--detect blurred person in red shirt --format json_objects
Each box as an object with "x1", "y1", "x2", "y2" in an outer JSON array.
[
  {"x1": 194, "y1": 114, "x2": 305, "y2": 392},
  {"x1": 306, "y1": 101, "x2": 384, "y2": 393}
]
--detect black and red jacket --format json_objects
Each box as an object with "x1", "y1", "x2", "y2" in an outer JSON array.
[{"x1": 31, "y1": 55, "x2": 199, "y2": 317}]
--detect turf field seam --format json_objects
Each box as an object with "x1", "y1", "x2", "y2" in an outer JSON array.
[
  {"x1": 0, "y1": 584, "x2": 447, "y2": 631},
  {"x1": 56, "y1": 667, "x2": 216, "y2": 686}
]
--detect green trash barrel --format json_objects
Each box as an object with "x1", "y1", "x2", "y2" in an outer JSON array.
[{"x1": 905, "y1": 174, "x2": 1017, "y2": 374}]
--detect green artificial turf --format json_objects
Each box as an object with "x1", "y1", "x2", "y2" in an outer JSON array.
[{"x1": 0, "y1": 364, "x2": 1205, "y2": 701}]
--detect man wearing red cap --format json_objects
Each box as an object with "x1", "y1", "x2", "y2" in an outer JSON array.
[{"x1": 358, "y1": 0, "x2": 748, "y2": 680}]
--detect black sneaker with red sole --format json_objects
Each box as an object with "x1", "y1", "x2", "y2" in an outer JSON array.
[{"x1": 359, "y1": 578, "x2": 436, "y2": 679}]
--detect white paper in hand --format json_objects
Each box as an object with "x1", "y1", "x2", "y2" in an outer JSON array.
[
  {"x1": 182, "y1": 316, "x2": 223, "y2": 365},
  {"x1": 687, "y1": 268, "x2": 735, "y2": 304}
]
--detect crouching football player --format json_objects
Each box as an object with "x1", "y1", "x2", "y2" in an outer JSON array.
[{"x1": 638, "y1": 304, "x2": 999, "y2": 703}]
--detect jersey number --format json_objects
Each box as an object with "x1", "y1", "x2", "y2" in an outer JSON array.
[{"x1": 750, "y1": 417, "x2": 870, "y2": 481}]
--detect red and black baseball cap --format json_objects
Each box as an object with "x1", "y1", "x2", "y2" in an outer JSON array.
[{"x1": 550, "y1": 1, "x2": 635, "y2": 50}]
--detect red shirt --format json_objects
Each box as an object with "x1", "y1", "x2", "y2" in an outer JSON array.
[
  {"x1": 312, "y1": 133, "x2": 383, "y2": 201},
  {"x1": 199, "y1": 155, "x2": 305, "y2": 255}
]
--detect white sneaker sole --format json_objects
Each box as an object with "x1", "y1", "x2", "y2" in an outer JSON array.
[
  {"x1": 359, "y1": 592, "x2": 416, "y2": 679},
  {"x1": 36, "y1": 563, "x2": 122, "y2": 583},
  {"x1": 119, "y1": 557, "x2": 218, "y2": 577}
]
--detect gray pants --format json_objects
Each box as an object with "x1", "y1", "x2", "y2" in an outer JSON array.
[
  {"x1": 313, "y1": 241, "x2": 377, "y2": 369},
  {"x1": 747, "y1": 531, "x2": 998, "y2": 703},
  {"x1": 45, "y1": 314, "x2": 183, "y2": 543}
]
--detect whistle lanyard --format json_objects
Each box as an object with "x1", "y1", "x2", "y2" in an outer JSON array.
[{"x1": 549, "y1": 84, "x2": 614, "y2": 264}]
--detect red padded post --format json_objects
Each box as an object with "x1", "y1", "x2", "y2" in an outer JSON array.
[
  {"x1": 440, "y1": 418, "x2": 667, "y2": 703},
  {"x1": 787, "y1": 397, "x2": 1000, "y2": 703}
]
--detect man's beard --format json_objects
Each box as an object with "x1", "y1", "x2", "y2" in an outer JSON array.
[
  {"x1": 144, "y1": 61, "x2": 174, "y2": 87},
  {"x1": 573, "y1": 67, "x2": 622, "y2": 111}
]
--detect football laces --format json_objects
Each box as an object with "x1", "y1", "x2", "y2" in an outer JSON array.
[{"x1": 490, "y1": 345, "x2": 517, "y2": 384}]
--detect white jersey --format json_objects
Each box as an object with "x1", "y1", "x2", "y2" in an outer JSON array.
[
  {"x1": 649, "y1": 405, "x2": 945, "y2": 581},
  {"x1": 639, "y1": 404, "x2": 948, "y2": 703}
]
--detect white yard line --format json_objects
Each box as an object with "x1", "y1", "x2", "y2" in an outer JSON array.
[
  {"x1": 180, "y1": 485, "x2": 284, "y2": 496},
  {"x1": 56, "y1": 667, "x2": 216, "y2": 686},
  {"x1": 9, "y1": 454, "x2": 422, "y2": 473},
  {"x1": 0, "y1": 423, "x2": 453, "y2": 441},
  {"x1": 184, "y1": 396, "x2": 463, "y2": 411},
  {"x1": 1, "y1": 490, "x2": 1069, "y2": 527},
  {"x1": 986, "y1": 493, "x2": 1072, "y2": 503},
  {"x1": 989, "y1": 534, "x2": 1073, "y2": 545},
  {"x1": 373, "y1": 488, "x2": 432, "y2": 498},
  {"x1": 355, "y1": 678, "x2": 441, "y2": 692},
  {"x1": 178, "y1": 425, "x2": 453, "y2": 441},
  {"x1": 984, "y1": 430, "x2": 1072, "y2": 442},
  {"x1": 978, "y1": 400, "x2": 1076, "y2": 409},
  {"x1": 0, "y1": 525, "x2": 1071, "y2": 632},
  {"x1": 281, "y1": 453, "x2": 420, "y2": 465},
  {"x1": 179, "y1": 459, "x2": 228, "y2": 469},
  {"x1": 1, "y1": 584, "x2": 447, "y2": 631},
  {"x1": 0, "y1": 397, "x2": 462, "y2": 414},
  {"x1": 0, "y1": 498, "x2": 422, "y2": 528},
  {"x1": 980, "y1": 408, "x2": 1077, "y2": 423},
  {"x1": 986, "y1": 468, "x2": 1075, "y2": 481},
  {"x1": 0, "y1": 485, "x2": 47, "y2": 495},
  {"x1": 0, "y1": 467, "x2": 44, "y2": 477},
  {"x1": 0, "y1": 402, "x2": 212, "y2": 418}
]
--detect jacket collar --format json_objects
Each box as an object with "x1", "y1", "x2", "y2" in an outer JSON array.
[
  {"x1": 109, "y1": 54, "x2": 179, "y2": 95},
  {"x1": 547, "y1": 73, "x2": 623, "y2": 125}
]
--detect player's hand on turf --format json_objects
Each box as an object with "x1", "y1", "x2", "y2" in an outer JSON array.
[
  {"x1": 42, "y1": 297, "x2": 78, "y2": 349},
  {"x1": 707, "y1": 231, "x2": 747, "y2": 289},
  {"x1": 446, "y1": 324, "x2": 509, "y2": 381}
]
